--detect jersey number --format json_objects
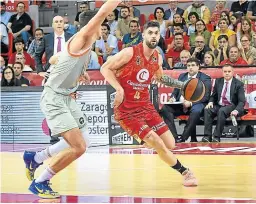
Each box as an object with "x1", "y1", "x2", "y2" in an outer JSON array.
[{"x1": 134, "y1": 91, "x2": 140, "y2": 99}]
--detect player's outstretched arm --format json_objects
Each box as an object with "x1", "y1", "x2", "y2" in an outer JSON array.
[
  {"x1": 69, "y1": 0, "x2": 121, "y2": 54},
  {"x1": 154, "y1": 54, "x2": 184, "y2": 89},
  {"x1": 101, "y1": 47, "x2": 133, "y2": 91}
]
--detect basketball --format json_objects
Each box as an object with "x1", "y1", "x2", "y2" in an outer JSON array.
[{"x1": 182, "y1": 78, "x2": 205, "y2": 102}]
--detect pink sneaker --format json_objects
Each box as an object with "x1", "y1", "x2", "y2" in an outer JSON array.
[{"x1": 182, "y1": 169, "x2": 198, "y2": 187}]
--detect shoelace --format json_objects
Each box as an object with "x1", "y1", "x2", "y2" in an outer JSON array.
[
  {"x1": 44, "y1": 181, "x2": 59, "y2": 194},
  {"x1": 184, "y1": 171, "x2": 194, "y2": 181}
]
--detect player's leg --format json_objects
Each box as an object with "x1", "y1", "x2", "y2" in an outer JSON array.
[{"x1": 143, "y1": 130, "x2": 198, "y2": 187}]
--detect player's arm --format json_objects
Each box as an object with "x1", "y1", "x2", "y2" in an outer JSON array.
[
  {"x1": 100, "y1": 47, "x2": 133, "y2": 91},
  {"x1": 69, "y1": 0, "x2": 121, "y2": 54},
  {"x1": 154, "y1": 54, "x2": 184, "y2": 89}
]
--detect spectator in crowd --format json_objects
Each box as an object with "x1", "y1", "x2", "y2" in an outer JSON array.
[
  {"x1": 27, "y1": 28, "x2": 44, "y2": 58},
  {"x1": 202, "y1": 64, "x2": 246, "y2": 142},
  {"x1": 8, "y1": 38, "x2": 35, "y2": 70},
  {"x1": 166, "y1": 33, "x2": 190, "y2": 68},
  {"x1": 220, "y1": 46, "x2": 248, "y2": 66},
  {"x1": 209, "y1": 18, "x2": 236, "y2": 51},
  {"x1": 1, "y1": 66, "x2": 21, "y2": 87},
  {"x1": 215, "y1": 10, "x2": 232, "y2": 30},
  {"x1": 122, "y1": 20, "x2": 142, "y2": 48},
  {"x1": 0, "y1": 56, "x2": 6, "y2": 73},
  {"x1": 0, "y1": 2, "x2": 12, "y2": 25},
  {"x1": 190, "y1": 35, "x2": 211, "y2": 64},
  {"x1": 74, "y1": 2, "x2": 89, "y2": 28},
  {"x1": 63, "y1": 14, "x2": 77, "y2": 35},
  {"x1": 239, "y1": 35, "x2": 256, "y2": 65},
  {"x1": 230, "y1": 13, "x2": 242, "y2": 45},
  {"x1": 119, "y1": 0, "x2": 140, "y2": 21},
  {"x1": 230, "y1": 0, "x2": 249, "y2": 17},
  {"x1": 106, "y1": 10, "x2": 118, "y2": 36},
  {"x1": 167, "y1": 24, "x2": 189, "y2": 50},
  {"x1": 154, "y1": 7, "x2": 172, "y2": 39},
  {"x1": 246, "y1": 1, "x2": 256, "y2": 22},
  {"x1": 35, "y1": 16, "x2": 73, "y2": 73},
  {"x1": 160, "y1": 58, "x2": 211, "y2": 143},
  {"x1": 189, "y1": 19, "x2": 211, "y2": 47},
  {"x1": 169, "y1": 13, "x2": 188, "y2": 36},
  {"x1": 187, "y1": 12, "x2": 200, "y2": 36},
  {"x1": 0, "y1": 22, "x2": 9, "y2": 53},
  {"x1": 164, "y1": 0, "x2": 184, "y2": 21},
  {"x1": 183, "y1": 0, "x2": 211, "y2": 24},
  {"x1": 7, "y1": 2, "x2": 32, "y2": 44},
  {"x1": 239, "y1": 17, "x2": 256, "y2": 47},
  {"x1": 87, "y1": 51, "x2": 101, "y2": 70},
  {"x1": 12, "y1": 62, "x2": 30, "y2": 86},
  {"x1": 173, "y1": 50, "x2": 191, "y2": 68},
  {"x1": 15, "y1": 53, "x2": 33, "y2": 71},
  {"x1": 214, "y1": 35, "x2": 229, "y2": 65},
  {"x1": 210, "y1": 0, "x2": 229, "y2": 27},
  {"x1": 203, "y1": 51, "x2": 217, "y2": 66},
  {"x1": 116, "y1": 6, "x2": 132, "y2": 40},
  {"x1": 95, "y1": 23, "x2": 118, "y2": 62}
]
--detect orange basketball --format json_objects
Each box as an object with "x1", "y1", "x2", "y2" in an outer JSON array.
[{"x1": 182, "y1": 78, "x2": 205, "y2": 102}]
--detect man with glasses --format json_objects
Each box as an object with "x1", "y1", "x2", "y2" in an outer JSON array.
[
  {"x1": 74, "y1": 2, "x2": 89, "y2": 28},
  {"x1": 190, "y1": 35, "x2": 211, "y2": 64},
  {"x1": 7, "y1": 2, "x2": 33, "y2": 44}
]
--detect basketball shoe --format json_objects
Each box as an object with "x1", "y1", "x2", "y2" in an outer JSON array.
[
  {"x1": 23, "y1": 151, "x2": 42, "y2": 181},
  {"x1": 29, "y1": 180, "x2": 60, "y2": 198},
  {"x1": 182, "y1": 169, "x2": 198, "y2": 187}
]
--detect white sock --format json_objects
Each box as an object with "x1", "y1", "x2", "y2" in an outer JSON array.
[
  {"x1": 34, "y1": 128, "x2": 90, "y2": 164},
  {"x1": 35, "y1": 166, "x2": 55, "y2": 183}
]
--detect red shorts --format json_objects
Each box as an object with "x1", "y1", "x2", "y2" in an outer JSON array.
[{"x1": 115, "y1": 105, "x2": 169, "y2": 141}]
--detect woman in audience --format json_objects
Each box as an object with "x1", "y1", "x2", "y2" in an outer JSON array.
[
  {"x1": 189, "y1": 19, "x2": 211, "y2": 47},
  {"x1": 187, "y1": 12, "x2": 200, "y2": 36},
  {"x1": 173, "y1": 50, "x2": 191, "y2": 68},
  {"x1": 1, "y1": 66, "x2": 21, "y2": 86},
  {"x1": 216, "y1": 11, "x2": 231, "y2": 30},
  {"x1": 214, "y1": 34, "x2": 229, "y2": 65},
  {"x1": 154, "y1": 7, "x2": 172, "y2": 39},
  {"x1": 239, "y1": 17, "x2": 256, "y2": 47},
  {"x1": 239, "y1": 35, "x2": 256, "y2": 65},
  {"x1": 169, "y1": 13, "x2": 187, "y2": 36},
  {"x1": 203, "y1": 51, "x2": 217, "y2": 66},
  {"x1": 209, "y1": 18, "x2": 236, "y2": 51},
  {"x1": 230, "y1": 13, "x2": 242, "y2": 44},
  {"x1": 210, "y1": 0, "x2": 229, "y2": 27}
]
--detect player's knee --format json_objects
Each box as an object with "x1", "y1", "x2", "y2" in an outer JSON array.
[
  {"x1": 74, "y1": 143, "x2": 87, "y2": 158},
  {"x1": 145, "y1": 132, "x2": 168, "y2": 153},
  {"x1": 165, "y1": 140, "x2": 175, "y2": 150}
]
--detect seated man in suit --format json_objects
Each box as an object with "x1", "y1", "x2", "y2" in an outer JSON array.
[
  {"x1": 160, "y1": 58, "x2": 211, "y2": 142},
  {"x1": 35, "y1": 16, "x2": 73, "y2": 74},
  {"x1": 202, "y1": 64, "x2": 246, "y2": 142}
]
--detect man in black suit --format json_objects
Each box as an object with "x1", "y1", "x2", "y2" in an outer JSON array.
[
  {"x1": 35, "y1": 16, "x2": 73, "y2": 73},
  {"x1": 160, "y1": 58, "x2": 211, "y2": 142},
  {"x1": 202, "y1": 64, "x2": 246, "y2": 142}
]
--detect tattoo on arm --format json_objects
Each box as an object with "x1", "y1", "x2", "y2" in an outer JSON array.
[{"x1": 160, "y1": 75, "x2": 184, "y2": 89}]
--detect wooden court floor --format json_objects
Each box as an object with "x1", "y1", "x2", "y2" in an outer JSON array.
[{"x1": 1, "y1": 143, "x2": 256, "y2": 203}]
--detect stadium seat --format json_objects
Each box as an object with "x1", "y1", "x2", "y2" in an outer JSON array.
[
  {"x1": 139, "y1": 14, "x2": 146, "y2": 27},
  {"x1": 148, "y1": 13, "x2": 155, "y2": 21},
  {"x1": 206, "y1": 24, "x2": 214, "y2": 32},
  {"x1": 98, "y1": 56, "x2": 103, "y2": 66},
  {"x1": 118, "y1": 41, "x2": 123, "y2": 51}
]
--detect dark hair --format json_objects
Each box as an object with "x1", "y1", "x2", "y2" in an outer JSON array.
[
  {"x1": 187, "y1": 58, "x2": 200, "y2": 66},
  {"x1": 222, "y1": 64, "x2": 234, "y2": 69},
  {"x1": 220, "y1": 10, "x2": 231, "y2": 25},
  {"x1": 80, "y1": 2, "x2": 88, "y2": 6},
  {"x1": 14, "y1": 38, "x2": 25, "y2": 45},
  {"x1": 120, "y1": 6, "x2": 130, "y2": 13},
  {"x1": 1, "y1": 67, "x2": 16, "y2": 87},
  {"x1": 173, "y1": 23, "x2": 183, "y2": 29},
  {"x1": 195, "y1": 19, "x2": 206, "y2": 32},
  {"x1": 113, "y1": 9, "x2": 119, "y2": 21},
  {"x1": 101, "y1": 23, "x2": 110, "y2": 31},
  {"x1": 217, "y1": 34, "x2": 228, "y2": 42},
  {"x1": 143, "y1": 21, "x2": 160, "y2": 31},
  {"x1": 154, "y1": 7, "x2": 165, "y2": 20},
  {"x1": 173, "y1": 13, "x2": 186, "y2": 25},
  {"x1": 1, "y1": 2, "x2": 6, "y2": 6},
  {"x1": 16, "y1": 2, "x2": 25, "y2": 7},
  {"x1": 13, "y1": 61, "x2": 24, "y2": 70},
  {"x1": 188, "y1": 12, "x2": 199, "y2": 22},
  {"x1": 129, "y1": 20, "x2": 139, "y2": 27},
  {"x1": 35, "y1": 28, "x2": 44, "y2": 34},
  {"x1": 174, "y1": 32, "x2": 183, "y2": 38}
]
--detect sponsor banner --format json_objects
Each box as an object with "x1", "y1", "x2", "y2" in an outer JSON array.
[
  {"x1": 1, "y1": 87, "x2": 109, "y2": 145},
  {"x1": 95, "y1": 0, "x2": 192, "y2": 8},
  {"x1": 3, "y1": 0, "x2": 29, "y2": 12}
]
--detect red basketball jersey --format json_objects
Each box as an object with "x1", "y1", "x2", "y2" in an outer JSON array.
[{"x1": 115, "y1": 43, "x2": 159, "y2": 114}]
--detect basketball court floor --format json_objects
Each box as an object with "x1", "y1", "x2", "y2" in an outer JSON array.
[{"x1": 1, "y1": 141, "x2": 256, "y2": 203}]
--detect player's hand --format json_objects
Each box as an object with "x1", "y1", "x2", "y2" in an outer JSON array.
[
  {"x1": 205, "y1": 102, "x2": 213, "y2": 109},
  {"x1": 230, "y1": 110, "x2": 238, "y2": 116},
  {"x1": 114, "y1": 88, "x2": 124, "y2": 107}
]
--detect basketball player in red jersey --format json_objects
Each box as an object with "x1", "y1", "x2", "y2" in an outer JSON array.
[{"x1": 101, "y1": 21, "x2": 198, "y2": 187}]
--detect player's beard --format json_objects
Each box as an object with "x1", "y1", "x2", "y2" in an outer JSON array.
[{"x1": 145, "y1": 39, "x2": 158, "y2": 49}]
